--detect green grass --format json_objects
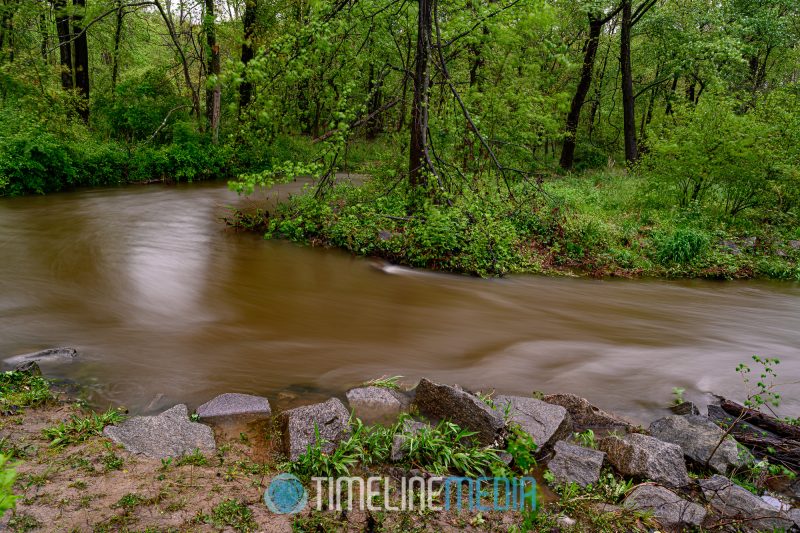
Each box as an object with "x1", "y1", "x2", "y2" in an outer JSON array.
[
  {"x1": 0, "y1": 371, "x2": 54, "y2": 411},
  {"x1": 42, "y1": 408, "x2": 125, "y2": 448},
  {"x1": 363, "y1": 375, "x2": 404, "y2": 390},
  {"x1": 207, "y1": 499, "x2": 257, "y2": 533},
  {"x1": 175, "y1": 449, "x2": 208, "y2": 467}
]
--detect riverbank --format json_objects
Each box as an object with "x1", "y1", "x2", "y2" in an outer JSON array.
[
  {"x1": 230, "y1": 172, "x2": 800, "y2": 280},
  {"x1": 2, "y1": 356, "x2": 799, "y2": 532}
]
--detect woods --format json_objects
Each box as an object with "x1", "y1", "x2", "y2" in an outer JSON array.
[{"x1": 0, "y1": 0, "x2": 798, "y2": 278}]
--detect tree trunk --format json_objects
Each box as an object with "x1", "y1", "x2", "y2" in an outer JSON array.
[
  {"x1": 409, "y1": 0, "x2": 433, "y2": 188},
  {"x1": 205, "y1": 0, "x2": 220, "y2": 142},
  {"x1": 366, "y1": 63, "x2": 383, "y2": 139},
  {"x1": 72, "y1": 0, "x2": 90, "y2": 122},
  {"x1": 560, "y1": 14, "x2": 602, "y2": 170},
  {"x1": 54, "y1": 0, "x2": 73, "y2": 92},
  {"x1": 664, "y1": 73, "x2": 678, "y2": 115},
  {"x1": 239, "y1": 0, "x2": 256, "y2": 112},
  {"x1": 111, "y1": 0, "x2": 124, "y2": 95},
  {"x1": 620, "y1": 0, "x2": 638, "y2": 164}
]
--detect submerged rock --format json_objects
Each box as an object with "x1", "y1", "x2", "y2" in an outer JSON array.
[
  {"x1": 623, "y1": 484, "x2": 706, "y2": 530},
  {"x1": 541, "y1": 393, "x2": 633, "y2": 431},
  {"x1": 547, "y1": 440, "x2": 605, "y2": 487},
  {"x1": 103, "y1": 404, "x2": 215, "y2": 459},
  {"x1": 196, "y1": 393, "x2": 272, "y2": 423},
  {"x1": 494, "y1": 395, "x2": 571, "y2": 454},
  {"x1": 599, "y1": 433, "x2": 690, "y2": 488},
  {"x1": 650, "y1": 414, "x2": 741, "y2": 474},
  {"x1": 669, "y1": 401, "x2": 700, "y2": 416},
  {"x1": 345, "y1": 386, "x2": 409, "y2": 424},
  {"x1": 13, "y1": 361, "x2": 42, "y2": 376},
  {"x1": 279, "y1": 398, "x2": 350, "y2": 461},
  {"x1": 413, "y1": 378, "x2": 505, "y2": 446},
  {"x1": 699, "y1": 475, "x2": 794, "y2": 532},
  {"x1": 3, "y1": 347, "x2": 78, "y2": 368}
]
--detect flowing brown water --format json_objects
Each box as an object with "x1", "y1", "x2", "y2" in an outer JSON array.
[{"x1": 1, "y1": 181, "x2": 798, "y2": 423}]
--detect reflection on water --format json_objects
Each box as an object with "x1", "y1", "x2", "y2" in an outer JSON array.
[{"x1": 0, "y1": 181, "x2": 798, "y2": 423}]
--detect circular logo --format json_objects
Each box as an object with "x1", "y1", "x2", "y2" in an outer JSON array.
[{"x1": 264, "y1": 473, "x2": 307, "y2": 514}]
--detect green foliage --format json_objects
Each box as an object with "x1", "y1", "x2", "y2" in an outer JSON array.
[
  {"x1": 574, "y1": 429, "x2": 597, "y2": 449},
  {"x1": 175, "y1": 449, "x2": 209, "y2": 467},
  {"x1": 504, "y1": 425, "x2": 537, "y2": 474},
  {"x1": 654, "y1": 227, "x2": 711, "y2": 265},
  {"x1": 0, "y1": 370, "x2": 53, "y2": 411},
  {"x1": 363, "y1": 375, "x2": 403, "y2": 390},
  {"x1": 736, "y1": 355, "x2": 782, "y2": 410},
  {"x1": 0, "y1": 453, "x2": 18, "y2": 518},
  {"x1": 208, "y1": 499, "x2": 257, "y2": 533},
  {"x1": 672, "y1": 387, "x2": 686, "y2": 405},
  {"x1": 42, "y1": 408, "x2": 125, "y2": 448}
]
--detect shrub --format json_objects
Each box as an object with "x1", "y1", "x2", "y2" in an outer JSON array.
[
  {"x1": 0, "y1": 454, "x2": 17, "y2": 518},
  {"x1": 654, "y1": 227, "x2": 711, "y2": 265}
]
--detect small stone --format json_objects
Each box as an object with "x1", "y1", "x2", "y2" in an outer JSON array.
[
  {"x1": 624, "y1": 484, "x2": 706, "y2": 530},
  {"x1": 378, "y1": 230, "x2": 393, "y2": 241},
  {"x1": 494, "y1": 395, "x2": 571, "y2": 454},
  {"x1": 599, "y1": 433, "x2": 690, "y2": 488},
  {"x1": 547, "y1": 441, "x2": 605, "y2": 488},
  {"x1": 556, "y1": 516, "x2": 576, "y2": 528},
  {"x1": 390, "y1": 420, "x2": 429, "y2": 462},
  {"x1": 742, "y1": 236, "x2": 757, "y2": 248},
  {"x1": 650, "y1": 415, "x2": 741, "y2": 474},
  {"x1": 542, "y1": 393, "x2": 633, "y2": 431},
  {"x1": 789, "y1": 240, "x2": 800, "y2": 250},
  {"x1": 3, "y1": 347, "x2": 78, "y2": 368},
  {"x1": 790, "y1": 508, "x2": 800, "y2": 529},
  {"x1": 196, "y1": 393, "x2": 271, "y2": 423},
  {"x1": 413, "y1": 378, "x2": 505, "y2": 446},
  {"x1": 669, "y1": 401, "x2": 699, "y2": 416},
  {"x1": 103, "y1": 404, "x2": 215, "y2": 459},
  {"x1": 279, "y1": 398, "x2": 350, "y2": 461},
  {"x1": 700, "y1": 475, "x2": 793, "y2": 532},
  {"x1": 761, "y1": 494, "x2": 790, "y2": 511}
]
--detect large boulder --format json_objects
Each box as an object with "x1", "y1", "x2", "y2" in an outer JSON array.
[
  {"x1": 345, "y1": 386, "x2": 409, "y2": 424},
  {"x1": 412, "y1": 379, "x2": 504, "y2": 446},
  {"x1": 623, "y1": 484, "x2": 706, "y2": 531},
  {"x1": 547, "y1": 441, "x2": 605, "y2": 487},
  {"x1": 650, "y1": 415, "x2": 740, "y2": 474},
  {"x1": 103, "y1": 404, "x2": 215, "y2": 459},
  {"x1": 3, "y1": 347, "x2": 78, "y2": 368},
  {"x1": 599, "y1": 433, "x2": 690, "y2": 488},
  {"x1": 541, "y1": 393, "x2": 633, "y2": 431},
  {"x1": 279, "y1": 398, "x2": 350, "y2": 461},
  {"x1": 699, "y1": 475, "x2": 794, "y2": 532},
  {"x1": 494, "y1": 396, "x2": 571, "y2": 454},
  {"x1": 196, "y1": 393, "x2": 272, "y2": 423}
]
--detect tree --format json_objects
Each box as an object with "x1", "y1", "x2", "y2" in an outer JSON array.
[
  {"x1": 205, "y1": 0, "x2": 221, "y2": 142},
  {"x1": 239, "y1": 0, "x2": 257, "y2": 112},
  {"x1": 409, "y1": 0, "x2": 433, "y2": 187}
]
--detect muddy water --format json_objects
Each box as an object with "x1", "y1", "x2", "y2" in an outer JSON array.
[{"x1": 1, "y1": 181, "x2": 798, "y2": 423}]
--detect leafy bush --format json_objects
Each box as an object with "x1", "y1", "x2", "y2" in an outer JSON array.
[
  {"x1": 654, "y1": 227, "x2": 711, "y2": 265},
  {"x1": 0, "y1": 453, "x2": 17, "y2": 518},
  {"x1": 0, "y1": 370, "x2": 53, "y2": 410},
  {"x1": 43, "y1": 408, "x2": 125, "y2": 448}
]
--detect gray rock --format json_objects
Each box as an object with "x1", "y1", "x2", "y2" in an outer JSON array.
[
  {"x1": 598, "y1": 433, "x2": 690, "y2": 488},
  {"x1": 790, "y1": 508, "x2": 800, "y2": 529},
  {"x1": 669, "y1": 401, "x2": 699, "y2": 416},
  {"x1": 390, "y1": 419, "x2": 429, "y2": 462},
  {"x1": 556, "y1": 516, "x2": 576, "y2": 528},
  {"x1": 699, "y1": 475, "x2": 794, "y2": 532},
  {"x1": 720, "y1": 240, "x2": 741, "y2": 255},
  {"x1": 790, "y1": 240, "x2": 800, "y2": 250},
  {"x1": 196, "y1": 393, "x2": 271, "y2": 423},
  {"x1": 650, "y1": 415, "x2": 740, "y2": 474},
  {"x1": 13, "y1": 361, "x2": 42, "y2": 376},
  {"x1": 547, "y1": 441, "x2": 605, "y2": 487},
  {"x1": 4, "y1": 347, "x2": 78, "y2": 368},
  {"x1": 761, "y1": 494, "x2": 790, "y2": 511},
  {"x1": 279, "y1": 398, "x2": 350, "y2": 461},
  {"x1": 103, "y1": 404, "x2": 215, "y2": 459},
  {"x1": 494, "y1": 395, "x2": 571, "y2": 454},
  {"x1": 542, "y1": 393, "x2": 633, "y2": 431},
  {"x1": 378, "y1": 230, "x2": 393, "y2": 241},
  {"x1": 623, "y1": 484, "x2": 706, "y2": 530},
  {"x1": 742, "y1": 236, "x2": 757, "y2": 248},
  {"x1": 413, "y1": 378, "x2": 505, "y2": 446},
  {"x1": 346, "y1": 386, "x2": 409, "y2": 424}
]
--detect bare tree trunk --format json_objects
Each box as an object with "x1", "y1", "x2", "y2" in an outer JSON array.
[
  {"x1": 366, "y1": 63, "x2": 383, "y2": 139},
  {"x1": 73, "y1": 0, "x2": 90, "y2": 122},
  {"x1": 238, "y1": 0, "x2": 256, "y2": 112},
  {"x1": 620, "y1": 0, "x2": 638, "y2": 164},
  {"x1": 54, "y1": 0, "x2": 73, "y2": 92},
  {"x1": 111, "y1": 0, "x2": 124, "y2": 95},
  {"x1": 560, "y1": 14, "x2": 602, "y2": 170},
  {"x1": 153, "y1": 0, "x2": 200, "y2": 118},
  {"x1": 205, "y1": 0, "x2": 220, "y2": 142},
  {"x1": 409, "y1": 0, "x2": 432, "y2": 188}
]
